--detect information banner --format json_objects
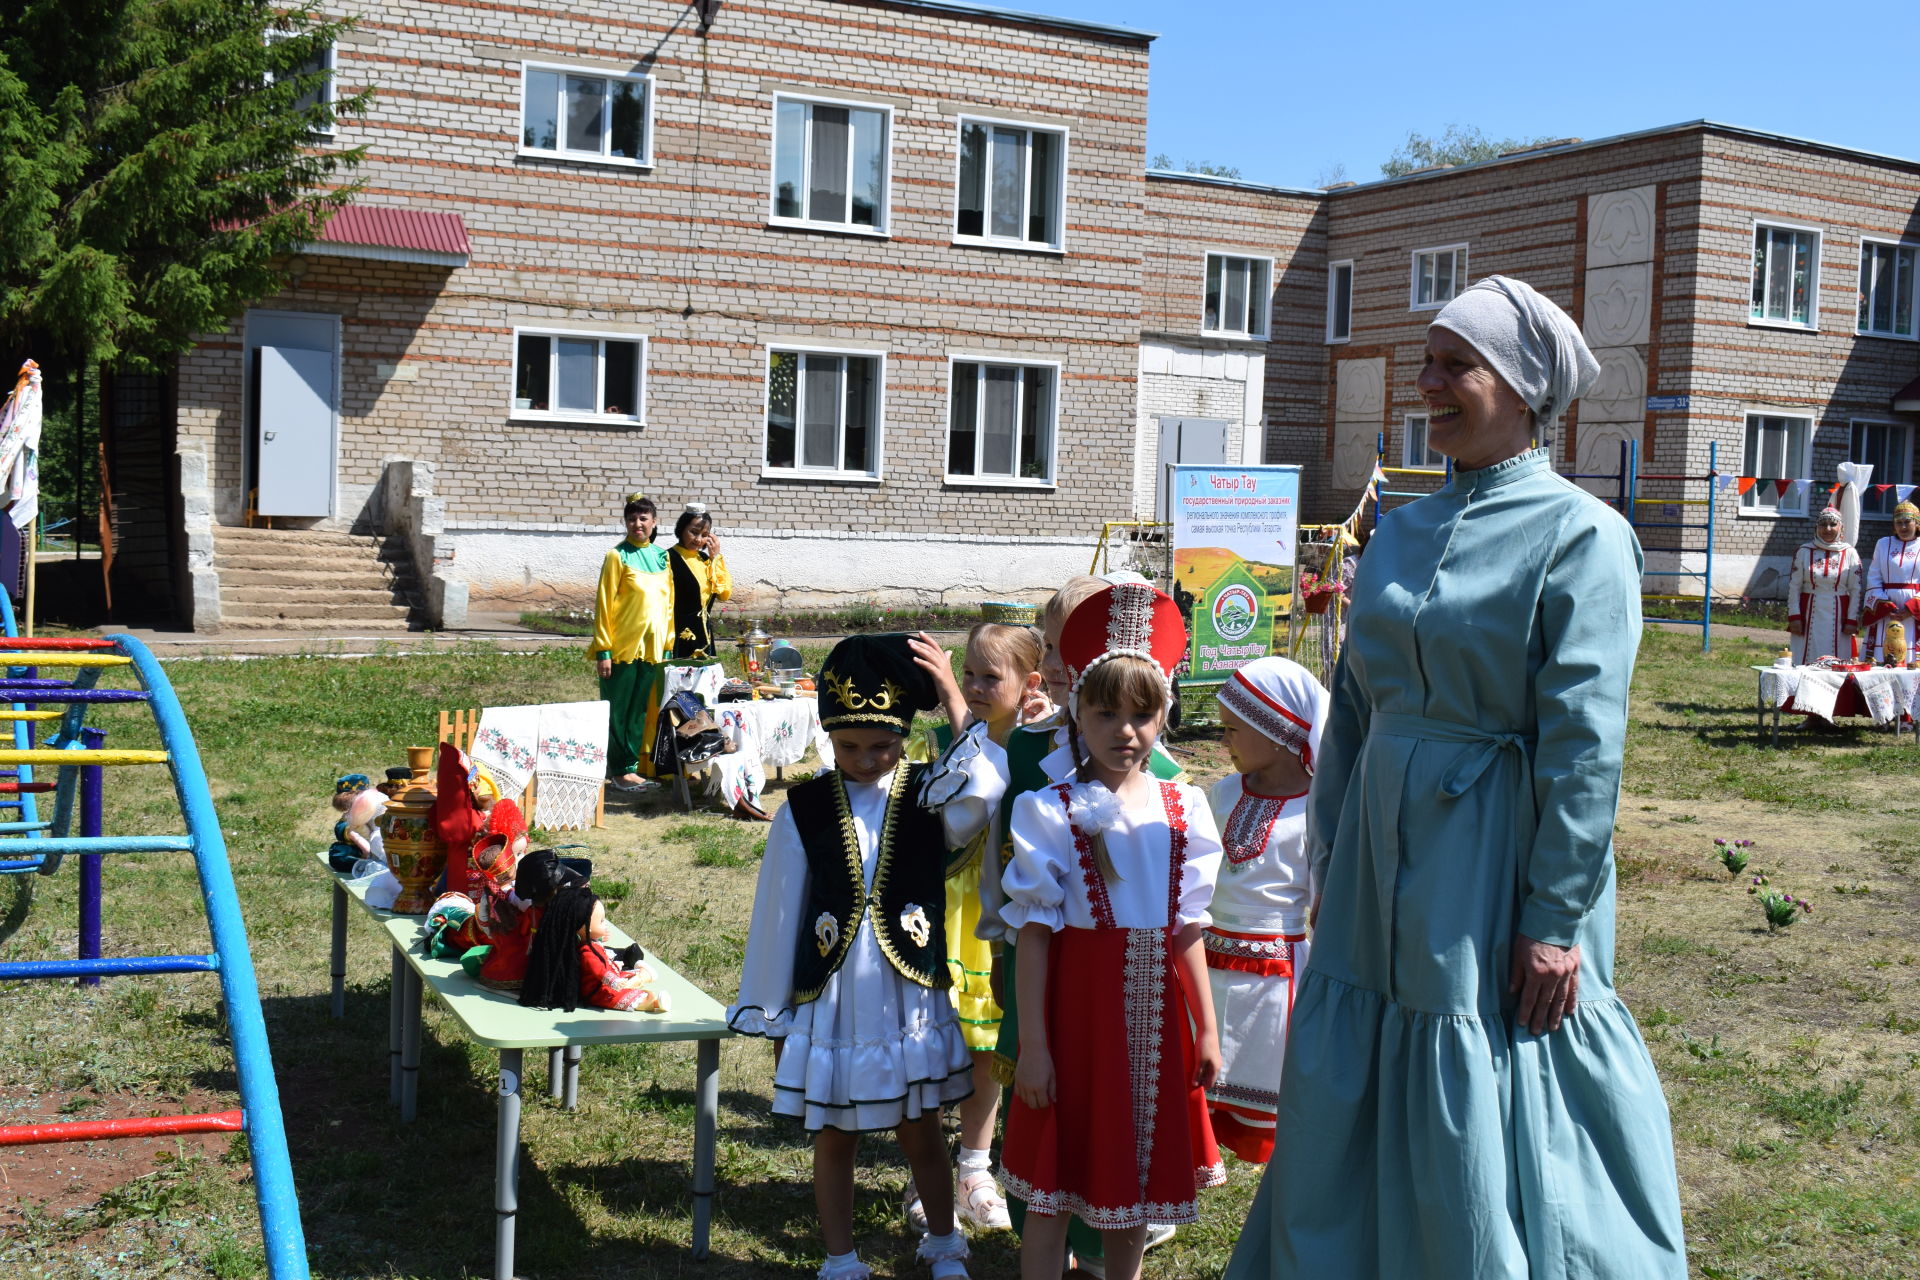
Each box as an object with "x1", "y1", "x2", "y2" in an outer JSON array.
[{"x1": 1169, "y1": 464, "x2": 1301, "y2": 683}]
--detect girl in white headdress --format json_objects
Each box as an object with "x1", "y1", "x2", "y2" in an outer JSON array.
[
  {"x1": 1204, "y1": 656, "x2": 1328, "y2": 1164},
  {"x1": 1787, "y1": 506, "x2": 1862, "y2": 664}
]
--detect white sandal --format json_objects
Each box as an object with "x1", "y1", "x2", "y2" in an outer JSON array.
[
  {"x1": 903, "y1": 1177, "x2": 929, "y2": 1234},
  {"x1": 955, "y1": 1168, "x2": 1011, "y2": 1231}
]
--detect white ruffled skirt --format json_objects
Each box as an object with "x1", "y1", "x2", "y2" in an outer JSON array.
[{"x1": 732, "y1": 921, "x2": 973, "y2": 1132}]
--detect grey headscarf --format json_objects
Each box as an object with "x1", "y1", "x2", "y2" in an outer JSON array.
[{"x1": 1429, "y1": 276, "x2": 1599, "y2": 435}]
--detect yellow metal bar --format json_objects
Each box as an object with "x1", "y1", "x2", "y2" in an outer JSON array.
[
  {"x1": 0, "y1": 749, "x2": 169, "y2": 766},
  {"x1": 1380, "y1": 466, "x2": 1444, "y2": 477},
  {"x1": 0, "y1": 710, "x2": 62, "y2": 721},
  {"x1": 0, "y1": 652, "x2": 131, "y2": 667}
]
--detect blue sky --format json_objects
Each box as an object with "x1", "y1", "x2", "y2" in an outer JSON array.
[{"x1": 1014, "y1": 0, "x2": 1918, "y2": 189}]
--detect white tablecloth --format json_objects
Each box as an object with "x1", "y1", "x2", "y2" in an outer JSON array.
[
  {"x1": 700, "y1": 697, "x2": 832, "y2": 810},
  {"x1": 1757, "y1": 665, "x2": 1920, "y2": 726}
]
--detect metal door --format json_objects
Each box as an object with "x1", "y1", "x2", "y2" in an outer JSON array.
[
  {"x1": 255, "y1": 345, "x2": 336, "y2": 516},
  {"x1": 1155, "y1": 416, "x2": 1230, "y2": 522}
]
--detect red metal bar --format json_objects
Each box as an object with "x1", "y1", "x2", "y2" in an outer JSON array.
[
  {"x1": 0, "y1": 637, "x2": 116, "y2": 650},
  {"x1": 0, "y1": 781, "x2": 55, "y2": 793},
  {"x1": 0, "y1": 1109, "x2": 245, "y2": 1146}
]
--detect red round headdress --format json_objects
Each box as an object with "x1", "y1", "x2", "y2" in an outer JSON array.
[{"x1": 1058, "y1": 582, "x2": 1188, "y2": 711}]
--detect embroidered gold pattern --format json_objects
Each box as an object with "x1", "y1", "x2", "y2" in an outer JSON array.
[
  {"x1": 868, "y1": 764, "x2": 941, "y2": 989},
  {"x1": 899, "y1": 903, "x2": 932, "y2": 949},
  {"x1": 813, "y1": 912, "x2": 839, "y2": 957}
]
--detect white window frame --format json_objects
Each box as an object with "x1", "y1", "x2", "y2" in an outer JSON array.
[
  {"x1": 1200, "y1": 252, "x2": 1274, "y2": 340},
  {"x1": 1738, "y1": 410, "x2": 1816, "y2": 518},
  {"x1": 761, "y1": 343, "x2": 887, "y2": 481},
  {"x1": 951, "y1": 114, "x2": 1069, "y2": 254},
  {"x1": 509, "y1": 327, "x2": 648, "y2": 425},
  {"x1": 942, "y1": 354, "x2": 1061, "y2": 488},
  {"x1": 1748, "y1": 219, "x2": 1822, "y2": 331},
  {"x1": 1326, "y1": 259, "x2": 1354, "y2": 343},
  {"x1": 1410, "y1": 243, "x2": 1468, "y2": 311},
  {"x1": 267, "y1": 30, "x2": 336, "y2": 139},
  {"x1": 1857, "y1": 237, "x2": 1919, "y2": 340},
  {"x1": 1402, "y1": 412, "x2": 1445, "y2": 471},
  {"x1": 1849, "y1": 418, "x2": 1915, "y2": 519},
  {"x1": 517, "y1": 62, "x2": 654, "y2": 169},
  {"x1": 767, "y1": 94, "x2": 893, "y2": 236}
]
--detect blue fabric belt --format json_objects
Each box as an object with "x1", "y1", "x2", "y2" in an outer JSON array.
[{"x1": 1364, "y1": 713, "x2": 1536, "y2": 1003}]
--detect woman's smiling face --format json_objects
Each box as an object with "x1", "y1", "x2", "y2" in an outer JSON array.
[{"x1": 1416, "y1": 326, "x2": 1534, "y2": 470}]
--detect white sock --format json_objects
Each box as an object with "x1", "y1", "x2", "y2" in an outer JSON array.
[
  {"x1": 821, "y1": 1249, "x2": 862, "y2": 1278},
  {"x1": 956, "y1": 1145, "x2": 992, "y2": 1172}
]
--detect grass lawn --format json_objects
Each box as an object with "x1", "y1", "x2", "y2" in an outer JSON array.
[{"x1": 3, "y1": 627, "x2": 1918, "y2": 1278}]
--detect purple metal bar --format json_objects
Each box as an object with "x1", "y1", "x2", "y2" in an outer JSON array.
[
  {"x1": 79, "y1": 727, "x2": 104, "y2": 986},
  {"x1": 0, "y1": 688, "x2": 150, "y2": 703},
  {"x1": 0, "y1": 679, "x2": 72, "y2": 689}
]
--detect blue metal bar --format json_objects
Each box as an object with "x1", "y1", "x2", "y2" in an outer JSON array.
[
  {"x1": 110, "y1": 634, "x2": 309, "y2": 1277},
  {"x1": 0, "y1": 679, "x2": 70, "y2": 689},
  {"x1": 0, "y1": 820, "x2": 53, "y2": 832},
  {"x1": 0, "y1": 835, "x2": 194, "y2": 857},
  {"x1": 1704, "y1": 440, "x2": 1717, "y2": 652},
  {"x1": 0, "y1": 860, "x2": 44, "y2": 872},
  {"x1": 0, "y1": 953, "x2": 218, "y2": 980}
]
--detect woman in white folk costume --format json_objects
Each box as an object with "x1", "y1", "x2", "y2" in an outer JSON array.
[
  {"x1": 1204, "y1": 657, "x2": 1328, "y2": 1165},
  {"x1": 1863, "y1": 501, "x2": 1920, "y2": 661},
  {"x1": 1787, "y1": 506, "x2": 1861, "y2": 664},
  {"x1": 728, "y1": 633, "x2": 984, "y2": 1280}
]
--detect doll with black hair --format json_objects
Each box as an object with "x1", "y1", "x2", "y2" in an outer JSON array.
[{"x1": 519, "y1": 884, "x2": 669, "y2": 1014}]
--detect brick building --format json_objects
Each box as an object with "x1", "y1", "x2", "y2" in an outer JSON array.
[{"x1": 101, "y1": 2, "x2": 1920, "y2": 629}]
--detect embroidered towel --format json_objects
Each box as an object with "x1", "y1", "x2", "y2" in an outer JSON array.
[{"x1": 533, "y1": 700, "x2": 610, "y2": 831}]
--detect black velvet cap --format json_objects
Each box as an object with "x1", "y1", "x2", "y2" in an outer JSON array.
[{"x1": 817, "y1": 633, "x2": 939, "y2": 735}]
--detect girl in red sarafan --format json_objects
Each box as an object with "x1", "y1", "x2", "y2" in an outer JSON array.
[{"x1": 999, "y1": 583, "x2": 1226, "y2": 1280}]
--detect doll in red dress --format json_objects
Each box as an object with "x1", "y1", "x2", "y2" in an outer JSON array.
[{"x1": 519, "y1": 886, "x2": 669, "y2": 1013}]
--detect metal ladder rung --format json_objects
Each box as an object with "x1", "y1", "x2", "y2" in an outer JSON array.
[
  {"x1": 0, "y1": 638, "x2": 118, "y2": 652},
  {"x1": 0, "y1": 820, "x2": 53, "y2": 833},
  {"x1": 0, "y1": 654, "x2": 131, "y2": 668},
  {"x1": 0, "y1": 835, "x2": 193, "y2": 857},
  {"x1": 0, "y1": 749, "x2": 169, "y2": 766},
  {"x1": 0, "y1": 689, "x2": 152, "y2": 704},
  {"x1": 0, "y1": 711, "x2": 62, "y2": 721},
  {"x1": 0, "y1": 1109, "x2": 244, "y2": 1147},
  {"x1": 0, "y1": 953, "x2": 219, "y2": 981}
]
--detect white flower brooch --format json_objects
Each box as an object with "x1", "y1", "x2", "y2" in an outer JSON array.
[
  {"x1": 1066, "y1": 781, "x2": 1126, "y2": 835},
  {"x1": 899, "y1": 904, "x2": 932, "y2": 949},
  {"x1": 813, "y1": 911, "x2": 840, "y2": 957}
]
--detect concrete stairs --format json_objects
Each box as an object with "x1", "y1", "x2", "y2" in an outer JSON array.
[{"x1": 211, "y1": 526, "x2": 423, "y2": 632}]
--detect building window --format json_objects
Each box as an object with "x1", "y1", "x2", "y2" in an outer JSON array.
[
  {"x1": 771, "y1": 97, "x2": 889, "y2": 232},
  {"x1": 1411, "y1": 244, "x2": 1467, "y2": 310},
  {"x1": 268, "y1": 33, "x2": 335, "y2": 137},
  {"x1": 1850, "y1": 420, "x2": 1915, "y2": 517},
  {"x1": 1740, "y1": 412, "x2": 1814, "y2": 515},
  {"x1": 946, "y1": 359, "x2": 1057, "y2": 484},
  {"x1": 764, "y1": 349, "x2": 882, "y2": 477},
  {"x1": 1203, "y1": 254, "x2": 1273, "y2": 339},
  {"x1": 1402, "y1": 413, "x2": 1444, "y2": 470},
  {"x1": 520, "y1": 64, "x2": 651, "y2": 166},
  {"x1": 1750, "y1": 223, "x2": 1820, "y2": 328},
  {"x1": 1858, "y1": 240, "x2": 1917, "y2": 339},
  {"x1": 1327, "y1": 260, "x2": 1354, "y2": 343},
  {"x1": 956, "y1": 119, "x2": 1065, "y2": 250},
  {"x1": 512, "y1": 330, "x2": 645, "y2": 423}
]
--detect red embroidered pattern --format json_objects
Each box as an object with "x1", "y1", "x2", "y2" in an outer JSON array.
[
  {"x1": 1055, "y1": 782, "x2": 1117, "y2": 930},
  {"x1": 1160, "y1": 782, "x2": 1188, "y2": 928},
  {"x1": 1221, "y1": 790, "x2": 1299, "y2": 867}
]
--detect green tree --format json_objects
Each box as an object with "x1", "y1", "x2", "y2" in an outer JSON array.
[
  {"x1": 1380, "y1": 125, "x2": 1557, "y2": 178},
  {"x1": 0, "y1": 0, "x2": 369, "y2": 372},
  {"x1": 1150, "y1": 152, "x2": 1244, "y2": 180}
]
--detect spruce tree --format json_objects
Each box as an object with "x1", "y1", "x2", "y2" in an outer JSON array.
[{"x1": 0, "y1": 0, "x2": 368, "y2": 371}]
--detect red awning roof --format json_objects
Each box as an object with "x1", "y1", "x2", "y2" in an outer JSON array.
[
  {"x1": 304, "y1": 206, "x2": 470, "y2": 266},
  {"x1": 1897, "y1": 374, "x2": 1920, "y2": 414}
]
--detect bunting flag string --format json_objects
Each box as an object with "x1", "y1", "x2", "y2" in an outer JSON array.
[
  {"x1": 1736, "y1": 477, "x2": 1757, "y2": 495},
  {"x1": 1898, "y1": 484, "x2": 1917, "y2": 503}
]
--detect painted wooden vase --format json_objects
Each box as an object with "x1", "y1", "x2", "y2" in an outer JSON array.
[{"x1": 380, "y1": 746, "x2": 446, "y2": 914}]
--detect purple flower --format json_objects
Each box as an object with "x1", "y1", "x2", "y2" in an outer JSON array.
[{"x1": 1716, "y1": 838, "x2": 1728, "y2": 847}]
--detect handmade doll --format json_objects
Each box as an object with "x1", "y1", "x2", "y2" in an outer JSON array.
[
  {"x1": 520, "y1": 885, "x2": 670, "y2": 1013},
  {"x1": 460, "y1": 832, "x2": 536, "y2": 991},
  {"x1": 328, "y1": 774, "x2": 374, "y2": 871},
  {"x1": 334, "y1": 787, "x2": 389, "y2": 874}
]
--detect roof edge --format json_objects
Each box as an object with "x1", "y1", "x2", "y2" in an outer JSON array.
[
  {"x1": 1145, "y1": 168, "x2": 1321, "y2": 198},
  {"x1": 1325, "y1": 119, "x2": 1920, "y2": 195},
  {"x1": 856, "y1": 0, "x2": 1156, "y2": 42}
]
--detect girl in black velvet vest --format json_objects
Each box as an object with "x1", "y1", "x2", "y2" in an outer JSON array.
[{"x1": 726, "y1": 633, "x2": 978, "y2": 1280}]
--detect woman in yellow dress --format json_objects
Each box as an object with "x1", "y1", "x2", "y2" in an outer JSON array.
[{"x1": 591, "y1": 494, "x2": 673, "y2": 787}]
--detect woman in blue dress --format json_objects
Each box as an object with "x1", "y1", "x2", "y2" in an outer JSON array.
[{"x1": 1226, "y1": 276, "x2": 1686, "y2": 1278}]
